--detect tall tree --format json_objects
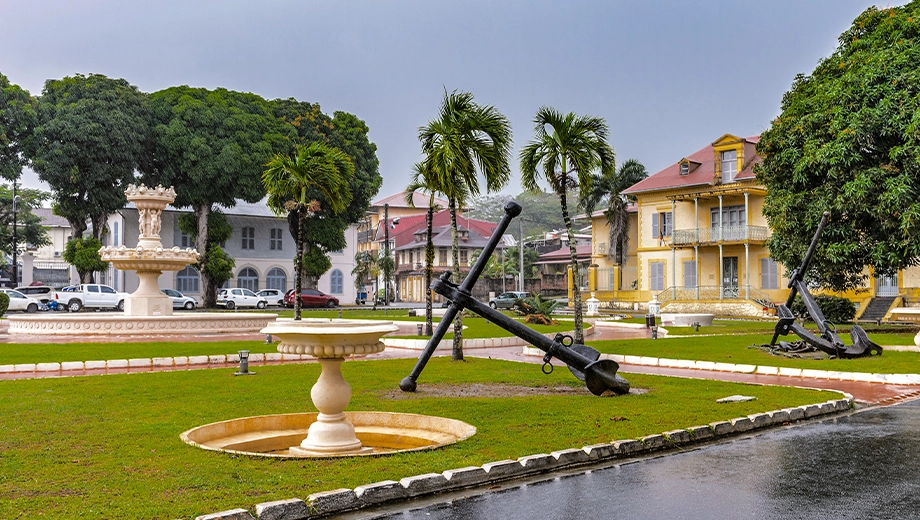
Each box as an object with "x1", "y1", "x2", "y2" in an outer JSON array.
[
  {"x1": 143, "y1": 86, "x2": 288, "y2": 306},
  {"x1": 271, "y1": 100, "x2": 382, "y2": 289},
  {"x1": 520, "y1": 107, "x2": 615, "y2": 344},
  {"x1": 263, "y1": 142, "x2": 354, "y2": 320},
  {"x1": 406, "y1": 162, "x2": 445, "y2": 336},
  {"x1": 0, "y1": 73, "x2": 36, "y2": 183},
  {"x1": 418, "y1": 90, "x2": 512, "y2": 361},
  {"x1": 28, "y1": 74, "x2": 149, "y2": 244},
  {"x1": 756, "y1": 3, "x2": 920, "y2": 292},
  {"x1": 581, "y1": 158, "x2": 648, "y2": 264}
]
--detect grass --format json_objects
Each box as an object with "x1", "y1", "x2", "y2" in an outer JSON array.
[
  {"x1": 388, "y1": 315, "x2": 580, "y2": 340},
  {"x1": 0, "y1": 340, "x2": 276, "y2": 365},
  {"x1": 0, "y1": 357, "x2": 838, "y2": 519},
  {"x1": 592, "y1": 334, "x2": 920, "y2": 373}
]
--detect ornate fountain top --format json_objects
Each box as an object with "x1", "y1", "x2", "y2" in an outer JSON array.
[{"x1": 125, "y1": 184, "x2": 177, "y2": 202}]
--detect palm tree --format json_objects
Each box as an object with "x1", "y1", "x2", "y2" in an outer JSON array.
[
  {"x1": 405, "y1": 162, "x2": 444, "y2": 336},
  {"x1": 263, "y1": 142, "x2": 354, "y2": 320},
  {"x1": 520, "y1": 107, "x2": 615, "y2": 344},
  {"x1": 418, "y1": 90, "x2": 512, "y2": 360},
  {"x1": 581, "y1": 158, "x2": 648, "y2": 265}
]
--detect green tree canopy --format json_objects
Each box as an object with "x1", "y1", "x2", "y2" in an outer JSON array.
[
  {"x1": 756, "y1": 3, "x2": 920, "y2": 291},
  {"x1": 143, "y1": 86, "x2": 288, "y2": 306},
  {"x1": 520, "y1": 106, "x2": 615, "y2": 344},
  {"x1": 0, "y1": 184, "x2": 50, "y2": 259},
  {"x1": 0, "y1": 73, "x2": 36, "y2": 182},
  {"x1": 271, "y1": 100, "x2": 382, "y2": 261},
  {"x1": 28, "y1": 74, "x2": 149, "y2": 240},
  {"x1": 63, "y1": 236, "x2": 108, "y2": 283}
]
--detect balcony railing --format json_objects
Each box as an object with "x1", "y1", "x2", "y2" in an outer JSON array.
[
  {"x1": 671, "y1": 225, "x2": 769, "y2": 246},
  {"x1": 655, "y1": 285, "x2": 774, "y2": 306}
]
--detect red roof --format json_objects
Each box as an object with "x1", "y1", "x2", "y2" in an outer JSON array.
[
  {"x1": 372, "y1": 191, "x2": 449, "y2": 210},
  {"x1": 375, "y1": 209, "x2": 498, "y2": 248},
  {"x1": 535, "y1": 245, "x2": 592, "y2": 264},
  {"x1": 622, "y1": 135, "x2": 761, "y2": 195}
]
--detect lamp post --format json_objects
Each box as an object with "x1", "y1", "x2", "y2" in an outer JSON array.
[
  {"x1": 11, "y1": 181, "x2": 19, "y2": 288},
  {"x1": 383, "y1": 203, "x2": 390, "y2": 306}
]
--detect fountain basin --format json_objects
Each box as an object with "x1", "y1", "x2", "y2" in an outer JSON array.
[
  {"x1": 181, "y1": 411, "x2": 476, "y2": 458},
  {"x1": 263, "y1": 318, "x2": 399, "y2": 357},
  {"x1": 7, "y1": 312, "x2": 276, "y2": 335}
]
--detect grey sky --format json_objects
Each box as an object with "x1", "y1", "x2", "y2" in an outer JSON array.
[{"x1": 0, "y1": 0, "x2": 898, "y2": 201}]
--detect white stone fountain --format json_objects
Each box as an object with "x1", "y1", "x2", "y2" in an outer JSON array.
[
  {"x1": 181, "y1": 318, "x2": 477, "y2": 457},
  {"x1": 7, "y1": 184, "x2": 277, "y2": 335},
  {"x1": 100, "y1": 184, "x2": 200, "y2": 316}
]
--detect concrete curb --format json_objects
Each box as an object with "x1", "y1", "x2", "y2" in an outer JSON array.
[
  {"x1": 0, "y1": 353, "x2": 312, "y2": 377},
  {"x1": 520, "y1": 346, "x2": 920, "y2": 386},
  {"x1": 195, "y1": 395, "x2": 853, "y2": 520}
]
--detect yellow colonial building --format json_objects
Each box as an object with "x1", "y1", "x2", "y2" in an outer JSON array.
[
  {"x1": 589, "y1": 134, "x2": 782, "y2": 315},
  {"x1": 587, "y1": 133, "x2": 914, "y2": 319}
]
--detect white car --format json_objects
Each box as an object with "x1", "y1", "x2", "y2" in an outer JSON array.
[
  {"x1": 161, "y1": 288, "x2": 197, "y2": 310},
  {"x1": 256, "y1": 289, "x2": 285, "y2": 306},
  {"x1": 1, "y1": 288, "x2": 42, "y2": 313},
  {"x1": 216, "y1": 288, "x2": 267, "y2": 310},
  {"x1": 55, "y1": 284, "x2": 130, "y2": 312}
]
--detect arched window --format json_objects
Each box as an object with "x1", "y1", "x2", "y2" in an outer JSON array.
[
  {"x1": 330, "y1": 269, "x2": 343, "y2": 294},
  {"x1": 237, "y1": 267, "x2": 259, "y2": 291},
  {"x1": 176, "y1": 266, "x2": 200, "y2": 294},
  {"x1": 266, "y1": 268, "x2": 287, "y2": 291}
]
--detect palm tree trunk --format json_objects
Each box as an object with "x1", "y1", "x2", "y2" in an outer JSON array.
[
  {"x1": 424, "y1": 203, "x2": 434, "y2": 336},
  {"x1": 559, "y1": 194, "x2": 584, "y2": 344},
  {"x1": 294, "y1": 206, "x2": 304, "y2": 320},
  {"x1": 449, "y1": 198, "x2": 463, "y2": 361}
]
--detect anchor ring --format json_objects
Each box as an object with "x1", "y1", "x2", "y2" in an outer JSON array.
[{"x1": 542, "y1": 362, "x2": 554, "y2": 374}]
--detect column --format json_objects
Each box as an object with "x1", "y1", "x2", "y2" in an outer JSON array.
[
  {"x1": 719, "y1": 244, "x2": 724, "y2": 300},
  {"x1": 745, "y1": 243, "x2": 750, "y2": 300}
]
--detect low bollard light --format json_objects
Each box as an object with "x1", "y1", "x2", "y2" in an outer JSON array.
[
  {"x1": 417, "y1": 323, "x2": 424, "y2": 336},
  {"x1": 693, "y1": 322, "x2": 700, "y2": 332},
  {"x1": 235, "y1": 350, "x2": 255, "y2": 376},
  {"x1": 651, "y1": 325, "x2": 658, "y2": 340},
  {"x1": 265, "y1": 333, "x2": 272, "y2": 344},
  {"x1": 645, "y1": 313, "x2": 656, "y2": 328}
]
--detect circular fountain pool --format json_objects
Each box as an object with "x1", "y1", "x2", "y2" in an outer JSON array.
[{"x1": 181, "y1": 411, "x2": 476, "y2": 458}]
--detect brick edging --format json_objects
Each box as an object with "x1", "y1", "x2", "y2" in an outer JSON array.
[{"x1": 196, "y1": 395, "x2": 853, "y2": 520}]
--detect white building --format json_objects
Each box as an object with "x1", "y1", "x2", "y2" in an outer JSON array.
[{"x1": 36, "y1": 200, "x2": 361, "y2": 304}]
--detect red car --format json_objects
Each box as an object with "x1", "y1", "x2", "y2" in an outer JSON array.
[{"x1": 284, "y1": 288, "x2": 339, "y2": 308}]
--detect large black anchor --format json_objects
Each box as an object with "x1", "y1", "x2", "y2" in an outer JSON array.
[{"x1": 399, "y1": 201, "x2": 630, "y2": 396}]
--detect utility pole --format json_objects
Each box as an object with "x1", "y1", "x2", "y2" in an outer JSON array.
[{"x1": 383, "y1": 203, "x2": 390, "y2": 306}]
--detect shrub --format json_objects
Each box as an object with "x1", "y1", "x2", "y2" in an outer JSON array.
[
  {"x1": 516, "y1": 294, "x2": 560, "y2": 325},
  {"x1": 789, "y1": 294, "x2": 856, "y2": 324},
  {"x1": 0, "y1": 291, "x2": 8, "y2": 315}
]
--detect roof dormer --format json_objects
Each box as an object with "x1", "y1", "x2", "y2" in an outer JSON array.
[
  {"x1": 711, "y1": 134, "x2": 744, "y2": 185},
  {"x1": 678, "y1": 158, "x2": 702, "y2": 176}
]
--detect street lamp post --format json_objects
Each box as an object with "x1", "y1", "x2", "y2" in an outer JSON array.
[
  {"x1": 11, "y1": 181, "x2": 20, "y2": 288},
  {"x1": 518, "y1": 217, "x2": 525, "y2": 292},
  {"x1": 383, "y1": 203, "x2": 390, "y2": 306}
]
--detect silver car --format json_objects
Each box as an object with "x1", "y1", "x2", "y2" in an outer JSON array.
[
  {"x1": 1, "y1": 288, "x2": 42, "y2": 313},
  {"x1": 256, "y1": 289, "x2": 285, "y2": 306},
  {"x1": 488, "y1": 291, "x2": 531, "y2": 310},
  {"x1": 161, "y1": 288, "x2": 197, "y2": 310}
]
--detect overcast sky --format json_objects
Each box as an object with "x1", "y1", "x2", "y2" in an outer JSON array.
[{"x1": 0, "y1": 0, "x2": 901, "y2": 201}]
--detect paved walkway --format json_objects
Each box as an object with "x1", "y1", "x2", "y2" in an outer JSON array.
[{"x1": 1, "y1": 320, "x2": 917, "y2": 405}]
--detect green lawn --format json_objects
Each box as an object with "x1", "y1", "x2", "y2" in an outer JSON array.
[
  {"x1": 592, "y1": 334, "x2": 920, "y2": 373},
  {"x1": 0, "y1": 357, "x2": 838, "y2": 519}
]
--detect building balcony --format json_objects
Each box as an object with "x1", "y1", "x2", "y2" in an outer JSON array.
[{"x1": 671, "y1": 225, "x2": 769, "y2": 246}]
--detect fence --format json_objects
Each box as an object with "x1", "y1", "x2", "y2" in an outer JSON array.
[{"x1": 32, "y1": 261, "x2": 71, "y2": 288}]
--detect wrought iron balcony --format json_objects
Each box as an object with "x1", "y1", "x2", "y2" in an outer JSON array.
[{"x1": 671, "y1": 225, "x2": 769, "y2": 246}]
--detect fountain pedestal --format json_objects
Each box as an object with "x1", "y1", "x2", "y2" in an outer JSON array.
[{"x1": 261, "y1": 318, "x2": 399, "y2": 455}]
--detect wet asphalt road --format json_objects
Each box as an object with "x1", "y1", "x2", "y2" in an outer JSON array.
[{"x1": 363, "y1": 400, "x2": 920, "y2": 520}]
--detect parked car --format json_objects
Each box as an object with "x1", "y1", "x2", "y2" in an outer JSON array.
[
  {"x1": 256, "y1": 289, "x2": 285, "y2": 306},
  {"x1": 0, "y1": 288, "x2": 42, "y2": 313},
  {"x1": 54, "y1": 284, "x2": 130, "y2": 312},
  {"x1": 161, "y1": 288, "x2": 197, "y2": 310},
  {"x1": 489, "y1": 291, "x2": 532, "y2": 310},
  {"x1": 284, "y1": 288, "x2": 339, "y2": 308},
  {"x1": 14, "y1": 285, "x2": 55, "y2": 304},
  {"x1": 217, "y1": 288, "x2": 267, "y2": 310}
]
